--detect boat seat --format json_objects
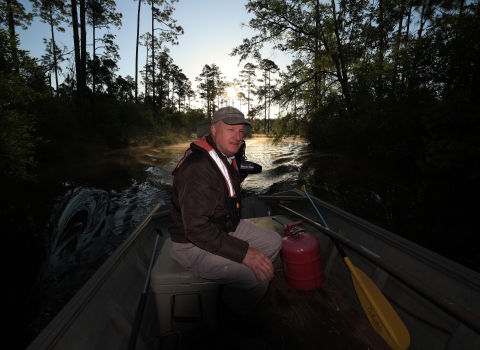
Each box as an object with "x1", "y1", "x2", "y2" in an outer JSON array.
[{"x1": 150, "y1": 238, "x2": 220, "y2": 336}]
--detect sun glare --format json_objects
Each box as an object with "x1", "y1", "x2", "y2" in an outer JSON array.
[{"x1": 226, "y1": 86, "x2": 236, "y2": 98}]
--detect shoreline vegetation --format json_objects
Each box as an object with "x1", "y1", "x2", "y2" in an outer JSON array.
[{"x1": 1, "y1": 1, "x2": 479, "y2": 188}]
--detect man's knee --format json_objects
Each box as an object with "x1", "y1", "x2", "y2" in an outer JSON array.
[
  {"x1": 245, "y1": 272, "x2": 269, "y2": 294},
  {"x1": 266, "y1": 230, "x2": 282, "y2": 260}
]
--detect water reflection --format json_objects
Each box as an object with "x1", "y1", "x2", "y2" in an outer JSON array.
[{"x1": 241, "y1": 136, "x2": 305, "y2": 196}]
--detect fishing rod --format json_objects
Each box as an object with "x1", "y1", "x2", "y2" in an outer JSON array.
[{"x1": 127, "y1": 229, "x2": 162, "y2": 350}]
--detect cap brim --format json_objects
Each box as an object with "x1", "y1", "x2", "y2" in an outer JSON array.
[{"x1": 221, "y1": 116, "x2": 252, "y2": 127}]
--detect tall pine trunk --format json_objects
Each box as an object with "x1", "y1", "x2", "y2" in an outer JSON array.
[
  {"x1": 314, "y1": 0, "x2": 321, "y2": 106},
  {"x1": 159, "y1": 64, "x2": 164, "y2": 108},
  {"x1": 49, "y1": 8, "x2": 59, "y2": 94},
  {"x1": 80, "y1": 0, "x2": 86, "y2": 100},
  {"x1": 135, "y1": 0, "x2": 141, "y2": 102},
  {"x1": 151, "y1": 2, "x2": 156, "y2": 106},
  {"x1": 264, "y1": 69, "x2": 267, "y2": 133},
  {"x1": 6, "y1": 0, "x2": 18, "y2": 72},
  {"x1": 392, "y1": 1, "x2": 406, "y2": 93},
  {"x1": 92, "y1": 19, "x2": 96, "y2": 99},
  {"x1": 71, "y1": 0, "x2": 83, "y2": 105},
  {"x1": 330, "y1": 0, "x2": 354, "y2": 117}
]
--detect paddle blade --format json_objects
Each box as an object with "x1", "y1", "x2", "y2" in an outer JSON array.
[{"x1": 347, "y1": 261, "x2": 410, "y2": 350}]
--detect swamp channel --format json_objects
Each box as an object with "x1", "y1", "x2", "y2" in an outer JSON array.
[{"x1": 1, "y1": 134, "x2": 479, "y2": 349}]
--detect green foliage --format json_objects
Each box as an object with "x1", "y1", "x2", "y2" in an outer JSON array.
[
  {"x1": 236, "y1": 0, "x2": 480, "y2": 179},
  {"x1": 0, "y1": 24, "x2": 207, "y2": 181},
  {"x1": 246, "y1": 113, "x2": 264, "y2": 135},
  {"x1": 0, "y1": 29, "x2": 45, "y2": 182},
  {"x1": 94, "y1": 98, "x2": 158, "y2": 145},
  {"x1": 32, "y1": 94, "x2": 77, "y2": 162},
  {"x1": 0, "y1": 104, "x2": 36, "y2": 182},
  {"x1": 181, "y1": 108, "x2": 208, "y2": 132},
  {"x1": 417, "y1": 8, "x2": 480, "y2": 178},
  {"x1": 0, "y1": 0, "x2": 202, "y2": 182},
  {"x1": 88, "y1": 100, "x2": 205, "y2": 147},
  {"x1": 196, "y1": 64, "x2": 224, "y2": 119},
  {"x1": 422, "y1": 106, "x2": 480, "y2": 178},
  {"x1": 29, "y1": 95, "x2": 207, "y2": 168}
]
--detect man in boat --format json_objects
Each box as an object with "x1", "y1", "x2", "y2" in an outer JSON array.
[{"x1": 169, "y1": 106, "x2": 282, "y2": 324}]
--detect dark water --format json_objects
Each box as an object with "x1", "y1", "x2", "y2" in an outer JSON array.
[{"x1": 1, "y1": 135, "x2": 478, "y2": 349}]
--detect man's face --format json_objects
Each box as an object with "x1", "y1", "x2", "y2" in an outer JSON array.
[{"x1": 211, "y1": 121, "x2": 245, "y2": 157}]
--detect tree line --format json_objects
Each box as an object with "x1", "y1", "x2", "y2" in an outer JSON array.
[
  {"x1": 0, "y1": 0, "x2": 283, "y2": 120},
  {"x1": 0, "y1": 0, "x2": 232, "y2": 183},
  {"x1": 1, "y1": 0, "x2": 479, "y2": 184},
  {"x1": 230, "y1": 0, "x2": 480, "y2": 181}
]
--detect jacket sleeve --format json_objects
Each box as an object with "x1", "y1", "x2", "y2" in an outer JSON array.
[{"x1": 176, "y1": 154, "x2": 249, "y2": 263}]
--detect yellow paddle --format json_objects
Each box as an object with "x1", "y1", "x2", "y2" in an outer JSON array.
[{"x1": 302, "y1": 186, "x2": 410, "y2": 350}]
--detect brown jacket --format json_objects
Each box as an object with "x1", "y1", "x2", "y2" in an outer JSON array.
[{"x1": 168, "y1": 135, "x2": 249, "y2": 263}]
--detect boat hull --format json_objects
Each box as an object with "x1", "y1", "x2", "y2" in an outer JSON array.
[
  {"x1": 251, "y1": 190, "x2": 480, "y2": 350},
  {"x1": 27, "y1": 191, "x2": 480, "y2": 349}
]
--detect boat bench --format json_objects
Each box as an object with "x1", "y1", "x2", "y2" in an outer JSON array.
[{"x1": 150, "y1": 238, "x2": 220, "y2": 336}]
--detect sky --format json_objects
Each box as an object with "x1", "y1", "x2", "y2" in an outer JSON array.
[{"x1": 18, "y1": 0, "x2": 292, "y2": 112}]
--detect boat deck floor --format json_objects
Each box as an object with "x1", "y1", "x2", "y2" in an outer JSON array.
[
  {"x1": 155, "y1": 270, "x2": 390, "y2": 350},
  {"x1": 152, "y1": 215, "x2": 390, "y2": 350}
]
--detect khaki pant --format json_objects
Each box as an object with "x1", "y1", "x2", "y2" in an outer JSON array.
[{"x1": 170, "y1": 219, "x2": 282, "y2": 316}]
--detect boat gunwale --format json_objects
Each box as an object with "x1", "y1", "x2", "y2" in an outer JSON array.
[
  {"x1": 266, "y1": 195, "x2": 480, "y2": 334},
  {"x1": 260, "y1": 191, "x2": 480, "y2": 289}
]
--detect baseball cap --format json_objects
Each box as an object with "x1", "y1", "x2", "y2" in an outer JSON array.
[{"x1": 211, "y1": 107, "x2": 252, "y2": 127}]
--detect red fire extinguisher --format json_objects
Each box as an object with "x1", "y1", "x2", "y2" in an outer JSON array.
[{"x1": 274, "y1": 217, "x2": 325, "y2": 291}]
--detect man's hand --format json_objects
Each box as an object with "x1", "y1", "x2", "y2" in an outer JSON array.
[{"x1": 242, "y1": 247, "x2": 274, "y2": 283}]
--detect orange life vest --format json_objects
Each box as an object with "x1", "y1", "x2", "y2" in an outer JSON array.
[{"x1": 172, "y1": 136, "x2": 239, "y2": 198}]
